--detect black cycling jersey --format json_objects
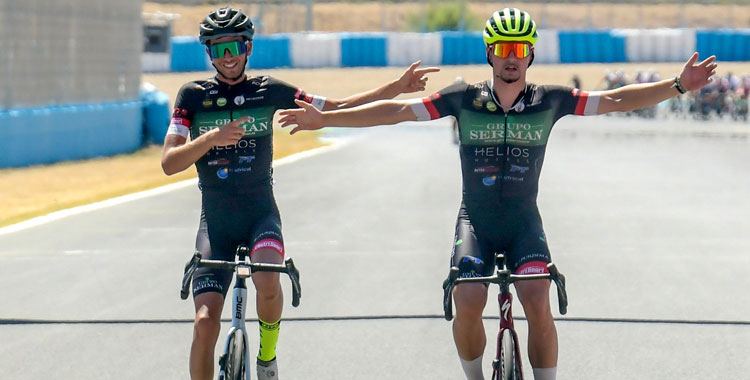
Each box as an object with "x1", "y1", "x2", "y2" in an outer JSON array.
[
  {"x1": 167, "y1": 75, "x2": 325, "y2": 193},
  {"x1": 167, "y1": 75, "x2": 325, "y2": 297},
  {"x1": 410, "y1": 80, "x2": 602, "y2": 275}
]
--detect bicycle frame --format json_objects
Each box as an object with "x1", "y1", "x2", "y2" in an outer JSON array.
[
  {"x1": 495, "y1": 279, "x2": 525, "y2": 380},
  {"x1": 442, "y1": 254, "x2": 567, "y2": 380},
  {"x1": 219, "y1": 265, "x2": 252, "y2": 380},
  {"x1": 181, "y1": 244, "x2": 302, "y2": 380}
]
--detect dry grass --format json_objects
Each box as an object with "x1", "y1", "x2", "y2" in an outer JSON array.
[
  {"x1": 0, "y1": 130, "x2": 324, "y2": 228},
  {"x1": 143, "y1": 2, "x2": 750, "y2": 36}
]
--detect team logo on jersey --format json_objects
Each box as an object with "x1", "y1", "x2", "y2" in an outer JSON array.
[
  {"x1": 474, "y1": 166, "x2": 500, "y2": 174},
  {"x1": 238, "y1": 155, "x2": 255, "y2": 164},
  {"x1": 486, "y1": 102, "x2": 497, "y2": 112},
  {"x1": 202, "y1": 99, "x2": 213, "y2": 108},
  {"x1": 509, "y1": 164, "x2": 529, "y2": 173},
  {"x1": 207, "y1": 158, "x2": 230, "y2": 166},
  {"x1": 217, "y1": 97, "x2": 227, "y2": 107},
  {"x1": 217, "y1": 168, "x2": 229, "y2": 179},
  {"x1": 472, "y1": 98, "x2": 483, "y2": 109},
  {"x1": 482, "y1": 175, "x2": 497, "y2": 186},
  {"x1": 173, "y1": 108, "x2": 188, "y2": 117},
  {"x1": 513, "y1": 101, "x2": 525, "y2": 112},
  {"x1": 234, "y1": 95, "x2": 245, "y2": 106}
]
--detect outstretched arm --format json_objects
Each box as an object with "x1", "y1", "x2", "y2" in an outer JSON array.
[
  {"x1": 595, "y1": 52, "x2": 717, "y2": 114},
  {"x1": 279, "y1": 99, "x2": 418, "y2": 134},
  {"x1": 321, "y1": 61, "x2": 439, "y2": 111}
]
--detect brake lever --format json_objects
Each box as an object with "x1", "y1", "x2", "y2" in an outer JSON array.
[
  {"x1": 547, "y1": 263, "x2": 568, "y2": 315},
  {"x1": 180, "y1": 251, "x2": 202, "y2": 300},
  {"x1": 442, "y1": 267, "x2": 459, "y2": 321},
  {"x1": 285, "y1": 257, "x2": 302, "y2": 307}
]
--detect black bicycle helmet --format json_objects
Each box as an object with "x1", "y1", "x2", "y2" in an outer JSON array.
[{"x1": 199, "y1": 7, "x2": 255, "y2": 45}]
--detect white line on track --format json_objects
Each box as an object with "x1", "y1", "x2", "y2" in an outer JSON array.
[{"x1": 0, "y1": 139, "x2": 346, "y2": 236}]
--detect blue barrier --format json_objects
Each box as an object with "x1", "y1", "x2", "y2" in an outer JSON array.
[
  {"x1": 0, "y1": 101, "x2": 142, "y2": 168},
  {"x1": 341, "y1": 33, "x2": 387, "y2": 67},
  {"x1": 171, "y1": 36, "x2": 208, "y2": 72},
  {"x1": 251, "y1": 34, "x2": 291, "y2": 69},
  {"x1": 141, "y1": 83, "x2": 171, "y2": 145},
  {"x1": 558, "y1": 30, "x2": 626, "y2": 63},
  {"x1": 441, "y1": 32, "x2": 485, "y2": 65},
  {"x1": 697, "y1": 30, "x2": 750, "y2": 62}
]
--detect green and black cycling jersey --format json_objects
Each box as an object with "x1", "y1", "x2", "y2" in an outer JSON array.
[
  {"x1": 166, "y1": 75, "x2": 325, "y2": 297},
  {"x1": 167, "y1": 75, "x2": 326, "y2": 193},
  {"x1": 410, "y1": 80, "x2": 601, "y2": 200},
  {"x1": 409, "y1": 80, "x2": 602, "y2": 275}
]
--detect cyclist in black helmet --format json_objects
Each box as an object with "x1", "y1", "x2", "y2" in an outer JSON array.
[
  {"x1": 279, "y1": 7, "x2": 717, "y2": 380},
  {"x1": 161, "y1": 7, "x2": 439, "y2": 380}
]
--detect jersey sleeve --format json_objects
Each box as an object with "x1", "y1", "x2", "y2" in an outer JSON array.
[
  {"x1": 267, "y1": 77, "x2": 327, "y2": 111},
  {"x1": 407, "y1": 82, "x2": 468, "y2": 121},
  {"x1": 166, "y1": 82, "x2": 200, "y2": 139},
  {"x1": 549, "y1": 85, "x2": 604, "y2": 120}
]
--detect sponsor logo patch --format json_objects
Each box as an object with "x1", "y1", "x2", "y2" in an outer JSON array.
[
  {"x1": 472, "y1": 98, "x2": 483, "y2": 109},
  {"x1": 217, "y1": 168, "x2": 229, "y2": 179},
  {"x1": 207, "y1": 158, "x2": 230, "y2": 166}
]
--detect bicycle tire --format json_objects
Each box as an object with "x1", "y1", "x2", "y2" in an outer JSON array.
[
  {"x1": 220, "y1": 329, "x2": 247, "y2": 380},
  {"x1": 494, "y1": 329, "x2": 522, "y2": 380}
]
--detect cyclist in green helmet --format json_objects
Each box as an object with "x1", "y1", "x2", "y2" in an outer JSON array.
[
  {"x1": 279, "y1": 7, "x2": 716, "y2": 380},
  {"x1": 161, "y1": 7, "x2": 438, "y2": 380}
]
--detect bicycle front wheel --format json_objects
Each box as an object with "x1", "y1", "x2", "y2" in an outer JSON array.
[
  {"x1": 220, "y1": 329, "x2": 247, "y2": 380},
  {"x1": 494, "y1": 329, "x2": 522, "y2": 380}
]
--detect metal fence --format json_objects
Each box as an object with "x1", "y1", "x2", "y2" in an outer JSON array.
[
  {"x1": 151, "y1": 0, "x2": 750, "y2": 36},
  {"x1": 0, "y1": 0, "x2": 142, "y2": 110}
]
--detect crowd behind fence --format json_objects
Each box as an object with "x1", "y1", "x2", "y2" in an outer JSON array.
[{"x1": 596, "y1": 70, "x2": 750, "y2": 121}]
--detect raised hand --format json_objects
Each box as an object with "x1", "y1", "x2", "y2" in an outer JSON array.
[
  {"x1": 396, "y1": 60, "x2": 441, "y2": 94},
  {"x1": 211, "y1": 116, "x2": 250, "y2": 146},
  {"x1": 679, "y1": 52, "x2": 718, "y2": 92},
  {"x1": 279, "y1": 99, "x2": 324, "y2": 135}
]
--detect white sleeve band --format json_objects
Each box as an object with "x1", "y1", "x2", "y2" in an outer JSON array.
[
  {"x1": 408, "y1": 98, "x2": 432, "y2": 121},
  {"x1": 311, "y1": 95, "x2": 326, "y2": 111},
  {"x1": 166, "y1": 123, "x2": 189, "y2": 138}
]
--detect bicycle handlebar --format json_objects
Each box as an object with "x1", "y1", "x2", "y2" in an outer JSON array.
[
  {"x1": 180, "y1": 251, "x2": 302, "y2": 307},
  {"x1": 442, "y1": 261, "x2": 568, "y2": 321}
]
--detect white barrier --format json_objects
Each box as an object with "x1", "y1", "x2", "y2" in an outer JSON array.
[
  {"x1": 535, "y1": 29, "x2": 560, "y2": 64},
  {"x1": 386, "y1": 33, "x2": 442, "y2": 66},
  {"x1": 618, "y1": 29, "x2": 696, "y2": 62},
  {"x1": 289, "y1": 33, "x2": 342, "y2": 68}
]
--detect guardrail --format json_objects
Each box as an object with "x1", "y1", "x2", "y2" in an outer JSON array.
[{"x1": 144, "y1": 28, "x2": 749, "y2": 73}]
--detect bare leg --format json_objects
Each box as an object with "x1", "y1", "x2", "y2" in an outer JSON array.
[{"x1": 190, "y1": 292, "x2": 225, "y2": 380}]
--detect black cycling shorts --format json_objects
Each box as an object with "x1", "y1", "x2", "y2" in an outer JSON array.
[
  {"x1": 450, "y1": 199, "x2": 551, "y2": 279},
  {"x1": 192, "y1": 188, "x2": 284, "y2": 298}
]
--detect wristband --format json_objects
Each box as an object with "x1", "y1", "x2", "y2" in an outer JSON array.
[{"x1": 672, "y1": 76, "x2": 687, "y2": 94}]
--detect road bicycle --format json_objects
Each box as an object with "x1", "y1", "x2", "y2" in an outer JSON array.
[
  {"x1": 442, "y1": 254, "x2": 567, "y2": 380},
  {"x1": 181, "y1": 244, "x2": 302, "y2": 380}
]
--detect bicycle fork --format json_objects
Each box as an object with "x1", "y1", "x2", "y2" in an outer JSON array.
[
  {"x1": 219, "y1": 272, "x2": 253, "y2": 380},
  {"x1": 494, "y1": 287, "x2": 524, "y2": 380}
]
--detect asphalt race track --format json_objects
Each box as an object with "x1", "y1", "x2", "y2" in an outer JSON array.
[{"x1": 1, "y1": 115, "x2": 749, "y2": 379}]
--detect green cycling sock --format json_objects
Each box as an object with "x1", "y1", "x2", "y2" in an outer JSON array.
[{"x1": 257, "y1": 318, "x2": 281, "y2": 362}]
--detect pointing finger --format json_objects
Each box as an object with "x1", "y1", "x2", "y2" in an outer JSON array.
[{"x1": 415, "y1": 67, "x2": 441, "y2": 76}]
